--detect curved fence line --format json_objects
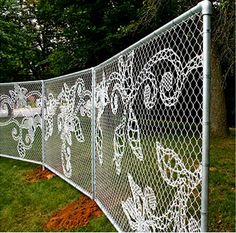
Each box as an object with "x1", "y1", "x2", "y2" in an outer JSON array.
[{"x1": 0, "y1": 1, "x2": 211, "y2": 232}]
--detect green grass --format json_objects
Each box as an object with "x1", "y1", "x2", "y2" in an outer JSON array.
[
  {"x1": 0, "y1": 118, "x2": 42, "y2": 161},
  {"x1": 0, "y1": 158, "x2": 115, "y2": 232},
  {"x1": 0, "y1": 125, "x2": 235, "y2": 231},
  {"x1": 208, "y1": 129, "x2": 235, "y2": 232}
]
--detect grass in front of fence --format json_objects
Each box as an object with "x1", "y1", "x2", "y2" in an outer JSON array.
[
  {"x1": 0, "y1": 125, "x2": 235, "y2": 231},
  {"x1": 0, "y1": 157, "x2": 115, "y2": 232},
  {"x1": 208, "y1": 129, "x2": 235, "y2": 232},
  {"x1": 0, "y1": 118, "x2": 42, "y2": 161}
]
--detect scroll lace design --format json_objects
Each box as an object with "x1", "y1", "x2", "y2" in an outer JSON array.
[
  {"x1": 0, "y1": 84, "x2": 42, "y2": 157},
  {"x1": 121, "y1": 173, "x2": 158, "y2": 232},
  {"x1": 44, "y1": 93, "x2": 58, "y2": 141},
  {"x1": 155, "y1": 141, "x2": 201, "y2": 232},
  {"x1": 96, "y1": 49, "x2": 202, "y2": 174},
  {"x1": 44, "y1": 78, "x2": 91, "y2": 178},
  {"x1": 122, "y1": 142, "x2": 201, "y2": 232},
  {"x1": 95, "y1": 73, "x2": 110, "y2": 165}
]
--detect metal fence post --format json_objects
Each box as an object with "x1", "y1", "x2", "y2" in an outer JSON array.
[
  {"x1": 41, "y1": 80, "x2": 46, "y2": 171},
  {"x1": 91, "y1": 67, "x2": 96, "y2": 199},
  {"x1": 201, "y1": 0, "x2": 212, "y2": 232}
]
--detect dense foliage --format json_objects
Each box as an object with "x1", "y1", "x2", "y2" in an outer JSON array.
[{"x1": 0, "y1": 0, "x2": 234, "y2": 127}]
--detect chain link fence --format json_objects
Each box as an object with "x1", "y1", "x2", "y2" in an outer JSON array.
[
  {"x1": 43, "y1": 70, "x2": 93, "y2": 197},
  {"x1": 0, "y1": 2, "x2": 211, "y2": 232},
  {"x1": 94, "y1": 11, "x2": 204, "y2": 232},
  {"x1": 0, "y1": 81, "x2": 43, "y2": 164}
]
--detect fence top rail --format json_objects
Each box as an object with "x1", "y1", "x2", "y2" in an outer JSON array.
[
  {"x1": 95, "y1": 2, "x2": 203, "y2": 69},
  {"x1": 0, "y1": 1, "x2": 211, "y2": 86},
  {"x1": 95, "y1": 1, "x2": 211, "y2": 69},
  {"x1": 0, "y1": 68, "x2": 93, "y2": 86},
  {"x1": 43, "y1": 67, "x2": 93, "y2": 83},
  {"x1": 0, "y1": 79, "x2": 42, "y2": 86}
]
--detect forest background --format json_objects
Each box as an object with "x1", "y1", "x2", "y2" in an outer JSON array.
[{"x1": 0, "y1": 0, "x2": 234, "y2": 135}]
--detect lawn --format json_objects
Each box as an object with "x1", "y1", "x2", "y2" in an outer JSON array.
[
  {"x1": 208, "y1": 129, "x2": 235, "y2": 232},
  {"x1": 0, "y1": 158, "x2": 115, "y2": 232},
  {"x1": 0, "y1": 130, "x2": 235, "y2": 231}
]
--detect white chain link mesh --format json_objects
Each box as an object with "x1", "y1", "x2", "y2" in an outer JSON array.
[
  {"x1": 0, "y1": 81, "x2": 42, "y2": 162},
  {"x1": 94, "y1": 12, "x2": 203, "y2": 232},
  {"x1": 43, "y1": 70, "x2": 93, "y2": 196},
  {"x1": 0, "y1": 8, "x2": 206, "y2": 233}
]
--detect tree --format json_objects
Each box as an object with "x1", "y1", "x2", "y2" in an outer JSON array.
[
  {"x1": 0, "y1": 0, "x2": 50, "y2": 82},
  {"x1": 210, "y1": 0, "x2": 234, "y2": 136},
  {"x1": 0, "y1": 0, "x2": 33, "y2": 82},
  {"x1": 0, "y1": 0, "x2": 234, "y2": 136},
  {"x1": 35, "y1": 0, "x2": 143, "y2": 76},
  {"x1": 121, "y1": 0, "x2": 234, "y2": 136}
]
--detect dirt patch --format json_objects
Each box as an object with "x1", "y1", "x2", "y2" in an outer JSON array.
[
  {"x1": 25, "y1": 167, "x2": 55, "y2": 182},
  {"x1": 44, "y1": 195, "x2": 103, "y2": 230}
]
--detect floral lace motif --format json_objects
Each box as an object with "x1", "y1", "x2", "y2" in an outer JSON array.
[
  {"x1": 0, "y1": 84, "x2": 42, "y2": 158},
  {"x1": 96, "y1": 49, "x2": 202, "y2": 175},
  {"x1": 44, "y1": 78, "x2": 91, "y2": 178},
  {"x1": 122, "y1": 142, "x2": 201, "y2": 232}
]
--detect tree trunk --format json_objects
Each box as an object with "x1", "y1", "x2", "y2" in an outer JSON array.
[{"x1": 210, "y1": 44, "x2": 228, "y2": 137}]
